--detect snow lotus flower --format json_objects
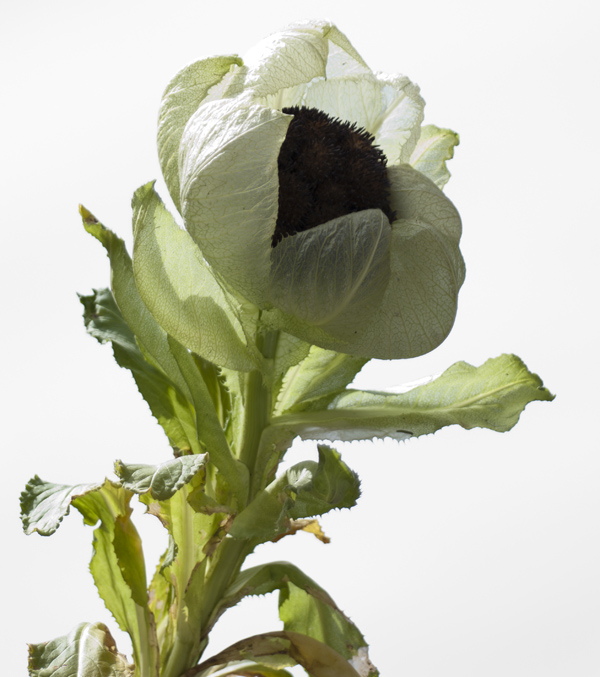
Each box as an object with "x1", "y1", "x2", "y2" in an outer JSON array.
[{"x1": 155, "y1": 20, "x2": 465, "y2": 360}]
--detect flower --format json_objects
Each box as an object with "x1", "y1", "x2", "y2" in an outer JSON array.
[{"x1": 156, "y1": 20, "x2": 465, "y2": 359}]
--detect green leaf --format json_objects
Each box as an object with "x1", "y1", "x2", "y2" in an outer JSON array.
[
  {"x1": 271, "y1": 332, "x2": 312, "y2": 407},
  {"x1": 212, "y1": 562, "x2": 377, "y2": 675},
  {"x1": 280, "y1": 583, "x2": 377, "y2": 676},
  {"x1": 80, "y1": 287, "x2": 201, "y2": 453},
  {"x1": 115, "y1": 455, "x2": 207, "y2": 501},
  {"x1": 21, "y1": 476, "x2": 100, "y2": 536},
  {"x1": 167, "y1": 335, "x2": 249, "y2": 505},
  {"x1": 409, "y1": 124, "x2": 459, "y2": 189},
  {"x1": 70, "y1": 482, "x2": 157, "y2": 673},
  {"x1": 80, "y1": 206, "x2": 192, "y2": 400},
  {"x1": 140, "y1": 482, "x2": 230, "y2": 674},
  {"x1": 229, "y1": 445, "x2": 359, "y2": 541},
  {"x1": 193, "y1": 661, "x2": 294, "y2": 677},
  {"x1": 225, "y1": 560, "x2": 340, "y2": 608},
  {"x1": 28, "y1": 622, "x2": 132, "y2": 677},
  {"x1": 131, "y1": 181, "x2": 258, "y2": 371},
  {"x1": 157, "y1": 55, "x2": 244, "y2": 212},
  {"x1": 113, "y1": 514, "x2": 148, "y2": 606},
  {"x1": 190, "y1": 631, "x2": 361, "y2": 677},
  {"x1": 285, "y1": 445, "x2": 360, "y2": 520},
  {"x1": 270, "y1": 354, "x2": 554, "y2": 443},
  {"x1": 275, "y1": 346, "x2": 368, "y2": 415},
  {"x1": 23, "y1": 478, "x2": 158, "y2": 676}
]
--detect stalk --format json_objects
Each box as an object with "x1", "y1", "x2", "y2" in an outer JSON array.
[{"x1": 162, "y1": 327, "x2": 279, "y2": 677}]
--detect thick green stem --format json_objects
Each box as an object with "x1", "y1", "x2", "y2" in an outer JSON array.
[
  {"x1": 161, "y1": 328, "x2": 279, "y2": 677},
  {"x1": 239, "y1": 329, "x2": 278, "y2": 499}
]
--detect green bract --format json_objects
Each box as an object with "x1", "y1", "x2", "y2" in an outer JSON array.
[{"x1": 156, "y1": 19, "x2": 465, "y2": 359}]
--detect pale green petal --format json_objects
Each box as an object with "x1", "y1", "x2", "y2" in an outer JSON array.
[
  {"x1": 132, "y1": 182, "x2": 258, "y2": 371},
  {"x1": 302, "y1": 76, "x2": 383, "y2": 130},
  {"x1": 409, "y1": 124, "x2": 460, "y2": 188},
  {"x1": 243, "y1": 20, "x2": 369, "y2": 98},
  {"x1": 268, "y1": 209, "x2": 391, "y2": 334},
  {"x1": 180, "y1": 98, "x2": 291, "y2": 305},
  {"x1": 374, "y1": 73, "x2": 425, "y2": 164},
  {"x1": 348, "y1": 164, "x2": 464, "y2": 357},
  {"x1": 389, "y1": 163, "x2": 463, "y2": 242},
  {"x1": 264, "y1": 166, "x2": 464, "y2": 359},
  {"x1": 302, "y1": 74, "x2": 424, "y2": 164},
  {"x1": 158, "y1": 55, "x2": 243, "y2": 212}
]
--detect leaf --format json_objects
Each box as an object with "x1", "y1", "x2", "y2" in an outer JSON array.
[
  {"x1": 132, "y1": 182, "x2": 258, "y2": 371},
  {"x1": 115, "y1": 455, "x2": 207, "y2": 501},
  {"x1": 80, "y1": 287, "x2": 200, "y2": 453},
  {"x1": 279, "y1": 584, "x2": 377, "y2": 676},
  {"x1": 80, "y1": 206, "x2": 192, "y2": 400},
  {"x1": 275, "y1": 346, "x2": 368, "y2": 415},
  {"x1": 188, "y1": 631, "x2": 361, "y2": 677},
  {"x1": 28, "y1": 622, "x2": 132, "y2": 677},
  {"x1": 269, "y1": 354, "x2": 554, "y2": 442},
  {"x1": 221, "y1": 560, "x2": 377, "y2": 675},
  {"x1": 271, "y1": 332, "x2": 312, "y2": 407},
  {"x1": 21, "y1": 476, "x2": 100, "y2": 536},
  {"x1": 113, "y1": 514, "x2": 148, "y2": 606},
  {"x1": 70, "y1": 482, "x2": 156, "y2": 666},
  {"x1": 23, "y1": 478, "x2": 158, "y2": 675},
  {"x1": 274, "y1": 519, "x2": 330, "y2": 544},
  {"x1": 229, "y1": 445, "x2": 359, "y2": 542},
  {"x1": 140, "y1": 483, "x2": 230, "y2": 673},
  {"x1": 225, "y1": 560, "x2": 338, "y2": 607},
  {"x1": 167, "y1": 335, "x2": 249, "y2": 505},
  {"x1": 194, "y1": 662, "x2": 294, "y2": 677}
]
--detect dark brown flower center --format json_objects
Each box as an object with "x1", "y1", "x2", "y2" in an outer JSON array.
[{"x1": 273, "y1": 106, "x2": 395, "y2": 247}]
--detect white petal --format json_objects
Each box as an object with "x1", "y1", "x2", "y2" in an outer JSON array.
[
  {"x1": 302, "y1": 74, "x2": 425, "y2": 164},
  {"x1": 389, "y1": 164, "x2": 463, "y2": 242},
  {"x1": 374, "y1": 73, "x2": 425, "y2": 163},
  {"x1": 268, "y1": 209, "x2": 391, "y2": 333},
  {"x1": 243, "y1": 20, "x2": 370, "y2": 98},
  {"x1": 409, "y1": 124, "x2": 459, "y2": 188},
  {"x1": 243, "y1": 24, "x2": 330, "y2": 97},
  {"x1": 179, "y1": 98, "x2": 291, "y2": 305},
  {"x1": 349, "y1": 165, "x2": 465, "y2": 357},
  {"x1": 157, "y1": 55, "x2": 243, "y2": 212},
  {"x1": 303, "y1": 75, "x2": 382, "y2": 131},
  {"x1": 265, "y1": 166, "x2": 464, "y2": 359}
]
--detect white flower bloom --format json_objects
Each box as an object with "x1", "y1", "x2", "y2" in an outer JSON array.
[{"x1": 155, "y1": 20, "x2": 465, "y2": 359}]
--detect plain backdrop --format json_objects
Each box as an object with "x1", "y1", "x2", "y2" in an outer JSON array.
[{"x1": 2, "y1": 1, "x2": 599, "y2": 675}]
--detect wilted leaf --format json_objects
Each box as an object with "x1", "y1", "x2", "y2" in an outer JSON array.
[{"x1": 28, "y1": 622, "x2": 132, "y2": 677}]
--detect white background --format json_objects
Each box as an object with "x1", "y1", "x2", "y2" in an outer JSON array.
[{"x1": 2, "y1": 1, "x2": 599, "y2": 675}]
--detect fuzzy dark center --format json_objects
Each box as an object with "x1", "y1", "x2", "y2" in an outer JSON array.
[{"x1": 273, "y1": 106, "x2": 395, "y2": 247}]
